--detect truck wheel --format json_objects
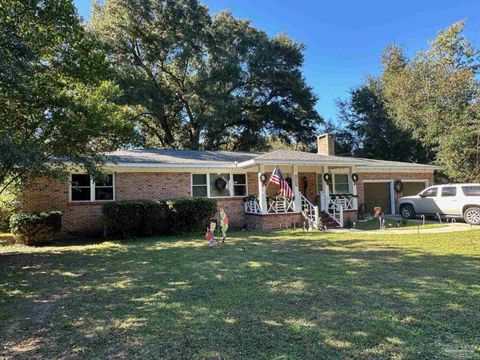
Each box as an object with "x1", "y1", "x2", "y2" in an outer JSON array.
[
  {"x1": 464, "y1": 207, "x2": 480, "y2": 225},
  {"x1": 400, "y1": 204, "x2": 415, "y2": 219}
]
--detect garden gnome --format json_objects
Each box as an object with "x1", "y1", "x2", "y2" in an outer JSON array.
[
  {"x1": 206, "y1": 221, "x2": 216, "y2": 248},
  {"x1": 219, "y1": 208, "x2": 229, "y2": 244}
]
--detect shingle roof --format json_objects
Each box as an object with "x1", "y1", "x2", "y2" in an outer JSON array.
[
  {"x1": 100, "y1": 148, "x2": 440, "y2": 170},
  {"x1": 103, "y1": 149, "x2": 260, "y2": 166}
]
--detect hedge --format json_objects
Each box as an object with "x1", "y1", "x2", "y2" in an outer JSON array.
[
  {"x1": 102, "y1": 198, "x2": 217, "y2": 239},
  {"x1": 10, "y1": 211, "x2": 62, "y2": 246}
]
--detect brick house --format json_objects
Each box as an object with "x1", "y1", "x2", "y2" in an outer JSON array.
[{"x1": 22, "y1": 134, "x2": 440, "y2": 235}]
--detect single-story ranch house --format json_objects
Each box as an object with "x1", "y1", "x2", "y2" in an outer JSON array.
[{"x1": 22, "y1": 134, "x2": 440, "y2": 236}]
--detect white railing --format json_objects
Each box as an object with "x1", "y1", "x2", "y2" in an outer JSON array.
[
  {"x1": 320, "y1": 191, "x2": 344, "y2": 227},
  {"x1": 267, "y1": 196, "x2": 295, "y2": 213},
  {"x1": 244, "y1": 197, "x2": 261, "y2": 214},
  {"x1": 333, "y1": 194, "x2": 356, "y2": 211},
  {"x1": 300, "y1": 193, "x2": 319, "y2": 230}
]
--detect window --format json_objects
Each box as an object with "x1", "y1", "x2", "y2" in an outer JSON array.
[
  {"x1": 421, "y1": 187, "x2": 438, "y2": 197},
  {"x1": 441, "y1": 186, "x2": 457, "y2": 197},
  {"x1": 333, "y1": 174, "x2": 349, "y2": 194},
  {"x1": 192, "y1": 173, "x2": 248, "y2": 198},
  {"x1": 95, "y1": 175, "x2": 114, "y2": 201},
  {"x1": 462, "y1": 186, "x2": 480, "y2": 197},
  {"x1": 70, "y1": 174, "x2": 114, "y2": 202},
  {"x1": 71, "y1": 174, "x2": 91, "y2": 201},
  {"x1": 316, "y1": 174, "x2": 323, "y2": 194},
  {"x1": 210, "y1": 173, "x2": 231, "y2": 197},
  {"x1": 192, "y1": 174, "x2": 208, "y2": 197},
  {"x1": 233, "y1": 174, "x2": 247, "y2": 196}
]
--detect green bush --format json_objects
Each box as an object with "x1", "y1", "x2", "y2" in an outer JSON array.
[
  {"x1": 0, "y1": 191, "x2": 19, "y2": 232},
  {"x1": 10, "y1": 211, "x2": 62, "y2": 246},
  {"x1": 102, "y1": 198, "x2": 217, "y2": 239}
]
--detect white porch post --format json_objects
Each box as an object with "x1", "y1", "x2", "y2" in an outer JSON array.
[
  {"x1": 258, "y1": 165, "x2": 268, "y2": 214},
  {"x1": 351, "y1": 166, "x2": 358, "y2": 210},
  {"x1": 292, "y1": 165, "x2": 301, "y2": 212},
  {"x1": 323, "y1": 165, "x2": 330, "y2": 197}
]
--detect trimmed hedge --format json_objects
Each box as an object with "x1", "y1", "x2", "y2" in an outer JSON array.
[
  {"x1": 10, "y1": 211, "x2": 62, "y2": 246},
  {"x1": 102, "y1": 198, "x2": 217, "y2": 239}
]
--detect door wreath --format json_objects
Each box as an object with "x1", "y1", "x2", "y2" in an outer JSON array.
[
  {"x1": 214, "y1": 176, "x2": 228, "y2": 191},
  {"x1": 394, "y1": 179, "x2": 403, "y2": 193}
]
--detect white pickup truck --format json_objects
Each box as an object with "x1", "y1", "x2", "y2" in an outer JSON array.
[{"x1": 398, "y1": 184, "x2": 480, "y2": 225}]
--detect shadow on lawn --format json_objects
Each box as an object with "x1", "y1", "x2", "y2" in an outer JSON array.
[{"x1": 1, "y1": 231, "x2": 479, "y2": 359}]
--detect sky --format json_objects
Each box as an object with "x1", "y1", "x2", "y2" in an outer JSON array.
[{"x1": 73, "y1": 0, "x2": 480, "y2": 122}]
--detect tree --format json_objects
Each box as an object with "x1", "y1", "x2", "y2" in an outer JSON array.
[
  {"x1": 382, "y1": 21, "x2": 480, "y2": 181},
  {"x1": 89, "y1": 0, "x2": 322, "y2": 150},
  {"x1": 333, "y1": 78, "x2": 432, "y2": 162},
  {"x1": 0, "y1": 0, "x2": 138, "y2": 194}
]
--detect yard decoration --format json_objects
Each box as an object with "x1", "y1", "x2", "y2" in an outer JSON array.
[
  {"x1": 394, "y1": 179, "x2": 403, "y2": 193},
  {"x1": 206, "y1": 221, "x2": 217, "y2": 248},
  {"x1": 323, "y1": 173, "x2": 331, "y2": 184},
  {"x1": 219, "y1": 208, "x2": 229, "y2": 244},
  {"x1": 374, "y1": 207, "x2": 382, "y2": 217},
  {"x1": 351, "y1": 173, "x2": 359, "y2": 183}
]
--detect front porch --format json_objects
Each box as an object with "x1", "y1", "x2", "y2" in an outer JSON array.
[{"x1": 241, "y1": 163, "x2": 359, "y2": 229}]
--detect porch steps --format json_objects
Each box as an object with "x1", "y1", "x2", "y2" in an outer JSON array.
[{"x1": 320, "y1": 211, "x2": 341, "y2": 229}]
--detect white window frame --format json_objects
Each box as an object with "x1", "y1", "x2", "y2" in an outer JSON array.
[
  {"x1": 316, "y1": 173, "x2": 323, "y2": 195},
  {"x1": 190, "y1": 173, "x2": 248, "y2": 198},
  {"x1": 69, "y1": 173, "x2": 115, "y2": 203}
]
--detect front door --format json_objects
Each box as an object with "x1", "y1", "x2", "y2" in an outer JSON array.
[{"x1": 364, "y1": 182, "x2": 391, "y2": 215}]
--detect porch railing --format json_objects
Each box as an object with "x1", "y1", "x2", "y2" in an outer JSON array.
[
  {"x1": 244, "y1": 197, "x2": 261, "y2": 214},
  {"x1": 332, "y1": 194, "x2": 356, "y2": 211},
  {"x1": 301, "y1": 193, "x2": 319, "y2": 230},
  {"x1": 320, "y1": 191, "x2": 344, "y2": 227},
  {"x1": 267, "y1": 196, "x2": 295, "y2": 213}
]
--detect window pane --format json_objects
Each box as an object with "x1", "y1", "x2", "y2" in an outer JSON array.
[
  {"x1": 95, "y1": 188, "x2": 113, "y2": 201},
  {"x1": 335, "y1": 174, "x2": 349, "y2": 193},
  {"x1": 233, "y1": 174, "x2": 246, "y2": 185},
  {"x1": 192, "y1": 174, "x2": 207, "y2": 185},
  {"x1": 422, "y1": 187, "x2": 438, "y2": 197},
  {"x1": 72, "y1": 174, "x2": 90, "y2": 187},
  {"x1": 192, "y1": 186, "x2": 208, "y2": 197},
  {"x1": 317, "y1": 174, "x2": 323, "y2": 193},
  {"x1": 441, "y1": 187, "x2": 456, "y2": 197},
  {"x1": 95, "y1": 174, "x2": 113, "y2": 187},
  {"x1": 210, "y1": 173, "x2": 231, "y2": 197},
  {"x1": 462, "y1": 186, "x2": 480, "y2": 196},
  {"x1": 234, "y1": 185, "x2": 246, "y2": 196},
  {"x1": 71, "y1": 187, "x2": 91, "y2": 201}
]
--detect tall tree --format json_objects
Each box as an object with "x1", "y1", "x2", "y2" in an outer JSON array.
[
  {"x1": 89, "y1": 0, "x2": 322, "y2": 150},
  {"x1": 333, "y1": 78, "x2": 432, "y2": 162},
  {"x1": 0, "y1": 0, "x2": 138, "y2": 194},
  {"x1": 382, "y1": 21, "x2": 480, "y2": 181}
]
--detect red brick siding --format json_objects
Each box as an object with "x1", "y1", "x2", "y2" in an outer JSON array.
[
  {"x1": 245, "y1": 213, "x2": 303, "y2": 231},
  {"x1": 216, "y1": 198, "x2": 245, "y2": 229},
  {"x1": 298, "y1": 172, "x2": 317, "y2": 203},
  {"x1": 116, "y1": 172, "x2": 191, "y2": 200}
]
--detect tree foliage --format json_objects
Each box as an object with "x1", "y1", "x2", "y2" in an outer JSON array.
[
  {"x1": 333, "y1": 78, "x2": 432, "y2": 162},
  {"x1": 0, "y1": 0, "x2": 138, "y2": 194},
  {"x1": 89, "y1": 0, "x2": 322, "y2": 150},
  {"x1": 382, "y1": 21, "x2": 480, "y2": 181}
]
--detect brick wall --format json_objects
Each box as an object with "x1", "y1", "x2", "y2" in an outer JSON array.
[{"x1": 245, "y1": 213, "x2": 304, "y2": 231}]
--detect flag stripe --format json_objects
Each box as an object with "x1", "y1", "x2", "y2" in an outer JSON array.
[{"x1": 269, "y1": 167, "x2": 293, "y2": 197}]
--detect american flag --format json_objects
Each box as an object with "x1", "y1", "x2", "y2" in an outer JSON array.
[{"x1": 269, "y1": 167, "x2": 293, "y2": 197}]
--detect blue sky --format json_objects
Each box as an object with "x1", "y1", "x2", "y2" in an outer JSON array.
[{"x1": 73, "y1": 0, "x2": 480, "y2": 122}]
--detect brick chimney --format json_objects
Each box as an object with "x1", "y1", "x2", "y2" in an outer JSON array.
[{"x1": 317, "y1": 133, "x2": 335, "y2": 155}]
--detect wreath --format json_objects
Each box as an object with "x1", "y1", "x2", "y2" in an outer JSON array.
[
  {"x1": 394, "y1": 179, "x2": 403, "y2": 193},
  {"x1": 351, "y1": 173, "x2": 359, "y2": 183},
  {"x1": 214, "y1": 177, "x2": 228, "y2": 191},
  {"x1": 323, "y1": 173, "x2": 332, "y2": 184}
]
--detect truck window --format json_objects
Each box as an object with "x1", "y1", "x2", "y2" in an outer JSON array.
[
  {"x1": 441, "y1": 187, "x2": 457, "y2": 197},
  {"x1": 421, "y1": 187, "x2": 438, "y2": 197},
  {"x1": 462, "y1": 186, "x2": 480, "y2": 196}
]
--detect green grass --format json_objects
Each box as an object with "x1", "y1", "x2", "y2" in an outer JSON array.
[
  {"x1": 353, "y1": 218, "x2": 447, "y2": 231},
  {"x1": 1, "y1": 230, "x2": 480, "y2": 359}
]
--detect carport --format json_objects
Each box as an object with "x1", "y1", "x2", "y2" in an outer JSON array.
[{"x1": 363, "y1": 181, "x2": 394, "y2": 215}]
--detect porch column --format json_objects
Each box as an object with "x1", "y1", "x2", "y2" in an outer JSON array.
[
  {"x1": 258, "y1": 165, "x2": 268, "y2": 214},
  {"x1": 292, "y1": 165, "x2": 301, "y2": 212},
  {"x1": 351, "y1": 166, "x2": 358, "y2": 210}
]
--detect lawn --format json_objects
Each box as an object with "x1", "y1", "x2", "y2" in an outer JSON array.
[{"x1": 1, "y1": 230, "x2": 479, "y2": 359}]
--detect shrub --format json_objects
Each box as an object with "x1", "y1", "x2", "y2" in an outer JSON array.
[
  {"x1": 10, "y1": 211, "x2": 62, "y2": 246},
  {"x1": 0, "y1": 191, "x2": 20, "y2": 232},
  {"x1": 102, "y1": 198, "x2": 217, "y2": 239}
]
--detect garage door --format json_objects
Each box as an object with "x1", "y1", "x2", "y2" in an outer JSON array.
[
  {"x1": 364, "y1": 182, "x2": 391, "y2": 214},
  {"x1": 402, "y1": 181, "x2": 426, "y2": 197}
]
